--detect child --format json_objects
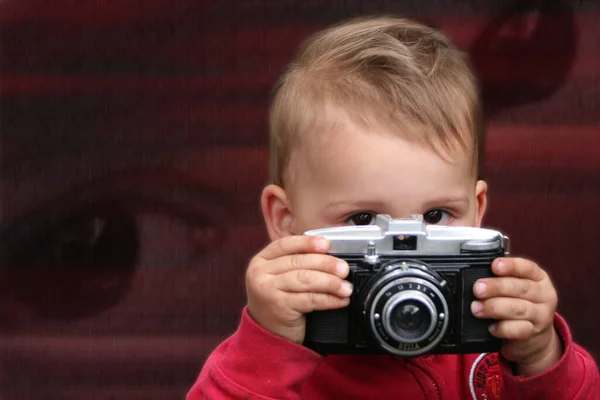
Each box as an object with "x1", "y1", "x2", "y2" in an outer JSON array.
[{"x1": 187, "y1": 16, "x2": 599, "y2": 399}]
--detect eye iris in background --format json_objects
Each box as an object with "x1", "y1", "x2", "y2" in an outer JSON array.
[{"x1": 2, "y1": 213, "x2": 140, "y2": 320}]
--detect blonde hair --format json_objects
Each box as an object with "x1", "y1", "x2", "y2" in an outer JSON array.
[{"x1": 268, "y1": 15, "x2": 483, "y2": 187}]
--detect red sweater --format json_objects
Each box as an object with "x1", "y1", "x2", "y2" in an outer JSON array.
[{"x1": 188, "y1": 308, "x2": 599, "y2": 399}]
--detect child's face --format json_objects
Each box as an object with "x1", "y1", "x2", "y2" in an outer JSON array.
[{"x1": 262, "y1": 114, "x2": 487, "y2": 239}]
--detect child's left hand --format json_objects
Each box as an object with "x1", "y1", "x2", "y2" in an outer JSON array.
[{"x1": 471, "y1": 257, "x2": 563, "y2": 377}]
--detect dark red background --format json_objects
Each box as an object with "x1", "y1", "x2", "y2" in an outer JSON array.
[{"x1": 1, "y1": 1, "x2": 598, "y2": 399}]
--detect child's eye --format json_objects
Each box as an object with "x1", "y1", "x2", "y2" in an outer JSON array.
[
  {"x1": 348, "y1": 212, "x2": 375, "y2": 226},
  {"x1": 422, "y1": 209, "x2": 451, "y2": 225}
]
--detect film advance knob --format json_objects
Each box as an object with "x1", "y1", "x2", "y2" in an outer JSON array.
[{"x1": 460, "y1": 239, "x2": 501, "y2": 252}]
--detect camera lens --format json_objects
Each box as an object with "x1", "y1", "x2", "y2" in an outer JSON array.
[
  {"x1": 390, "y1": 299, "x2": 431, "y2": 340},
  {"x1": 362, "y1": 261, "x2": 450, "y2": 357},
  {"x1": 383, "y1": 291, "x2": 437, "y2": 344}
]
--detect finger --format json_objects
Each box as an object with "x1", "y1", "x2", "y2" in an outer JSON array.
[
  {"x1": 260, "y1": 235, "x2": 329, "y2": 261},
  {"x1": 471, "y1": 298, "x2": 538, "y2": 323},
  {"x1": 493, "y1": 257, "x2": 546, "y2": 282},
  {"x1": 268, "y1": 253, "x2": 349, "y2": 278},
  {"x1": 277, "y1": 270, "x2": 353, "y2": 298},
  {"x1": 488, "y1": 320, "x2": 535, "y2": 340},
  {"x1": 473, "y1": 277, "x2": 540, "y2": 303},
  {"x1": 288, "y1": 292, "x2": 351, "y2": 314}
]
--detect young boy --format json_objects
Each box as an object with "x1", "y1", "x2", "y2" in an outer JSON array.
[{"x1": 187, "y1": 16, "x2": 599, "y2": 399}]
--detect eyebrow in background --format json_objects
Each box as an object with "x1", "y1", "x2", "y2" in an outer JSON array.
[{"x1": 0, "y1": 169, "x2": 236, "y2": 262}]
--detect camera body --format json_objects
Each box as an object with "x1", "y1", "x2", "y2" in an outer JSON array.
[{"x1": 303, "y1": 215, "x2": 509, "y2": 358}]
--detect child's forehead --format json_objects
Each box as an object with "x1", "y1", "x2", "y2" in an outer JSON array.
[
  {"x1": 294, "y1": 106, "x2": 471, "y2": 166},
  {"x1": 286, "y1": 110, "x2": 474, "y2": 190},
  {"x1": 285, "y1": 117, "x2": 476, "y2": 216}
]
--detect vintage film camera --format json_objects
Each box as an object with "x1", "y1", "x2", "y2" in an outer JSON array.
[{"x1": 303, "y1": 215, "x2": 509, "y2": 358}]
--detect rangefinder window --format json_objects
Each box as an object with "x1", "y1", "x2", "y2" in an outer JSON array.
[{"x1": 393, "y1": 235, "x2": 417, "y2": 251}]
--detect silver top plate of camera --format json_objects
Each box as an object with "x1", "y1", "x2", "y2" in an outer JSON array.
[{"x1": 304, "y1": 214, "x2": 508, "y2": 259}]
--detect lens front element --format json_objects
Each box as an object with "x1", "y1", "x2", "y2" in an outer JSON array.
[{"x1": 384, "y1": 292, "x2": 436, "y2": 343}]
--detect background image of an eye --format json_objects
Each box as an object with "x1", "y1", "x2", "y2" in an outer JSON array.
[
  {"x1": 1, "y1": 211, "x2": 140, "y2": 320},
  {"x1": 0, "y1": 206, "x2": 227, "y2": 321},
  {"x1": 0, "y1": 173, "x2": 237, "y2": 323},
  {"x1": 40, "y1": 216, "x2": 137, "y2": 269}
]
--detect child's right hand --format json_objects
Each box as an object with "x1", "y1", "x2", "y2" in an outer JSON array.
[{"x1": 246, "y1": 235, "x2": 353, "y2": 344}]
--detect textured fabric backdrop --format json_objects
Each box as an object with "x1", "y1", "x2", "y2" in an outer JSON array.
[{"x1": 1, "y1": 1, "x2": 598, "y2": 399}]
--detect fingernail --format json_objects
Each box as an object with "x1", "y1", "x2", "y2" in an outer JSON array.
[
  {"x1": 471, "y1": 301, "x2": 483, "y2": 315},
  {"x1": 315, "y1": 238, "x2": 328, "y2": 252},
  {"x1": 489, "y1": 323, "x2": 497, "y2": 334},
  {"x1": 495, "y1": 260, "x2": 506, "y2": 274},
  {"x1": 336, "y1": 261, "x2": 349, "y2": 275},
  {"x1": 340, "y1": 281, "x2": 353, "y2": 296},
  {"x1": 475, "y1": 281, "x2": 487, "y2": 296}
]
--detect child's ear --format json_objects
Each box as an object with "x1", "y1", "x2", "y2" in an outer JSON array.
[
  {"x1": 260, "y1": 184, "x2": 295, "y2": 241},
  {"x1": 474, "y1": 180, "x2": 488, "y2": 228}
]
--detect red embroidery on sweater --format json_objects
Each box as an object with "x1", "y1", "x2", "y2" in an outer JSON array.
[{"x1": 470, "y1": 353, "x2": 501, "y2": 400}]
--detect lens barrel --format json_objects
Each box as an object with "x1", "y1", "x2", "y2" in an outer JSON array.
[{"x1": 361, "y1": 261, "x2": 450, "y2": 357}]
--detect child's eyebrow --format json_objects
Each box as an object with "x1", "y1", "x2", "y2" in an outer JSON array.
[
  {"x1": 324, "y1": 196, "x2": 469, "y2": 211},
  {"x1": 323, "y1": 200, "x2": 386, "y2": 211},
  {"x1": 421, "y1": 196, "x2": 469, "y2": 210}
]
